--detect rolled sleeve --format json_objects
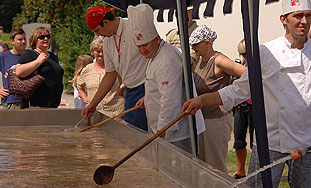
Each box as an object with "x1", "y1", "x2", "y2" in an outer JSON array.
[{"x1": 219, "y1": 69, "x2": 251, "y2": 111}]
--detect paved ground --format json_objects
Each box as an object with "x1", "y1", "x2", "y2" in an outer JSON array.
[{"x1": 59, "y1": 92, "x2": 75, "y2": 109}]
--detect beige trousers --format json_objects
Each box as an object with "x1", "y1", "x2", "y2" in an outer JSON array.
[{"x1": 198, "y1": 112, "x2": 232, "y2": 173}]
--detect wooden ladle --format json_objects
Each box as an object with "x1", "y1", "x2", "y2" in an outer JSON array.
[
  {"x1": 93, "y1": 112, "x2": 186, "y2": 185},
  {"x1": 80, "y1": 105, "x2": 140, "y2": 132}
]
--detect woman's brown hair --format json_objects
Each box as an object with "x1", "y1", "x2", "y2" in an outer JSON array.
[
  {"x1": 28, "y1": 27, "x2": 50, "y2": 49},
  {"x1": 71, "y1": 55, "x2": 93, "y2": 87}
]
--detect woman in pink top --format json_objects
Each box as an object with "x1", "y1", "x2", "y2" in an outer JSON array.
[{"x1": 231, "y1": 39, "x2": 254, "y2": 179}]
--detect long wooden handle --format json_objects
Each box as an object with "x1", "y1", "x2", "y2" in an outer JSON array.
[
  {"x1": 113, "y1": 112, "x2": 186, "y2": 169},
  {"x1": 80, "y1": 105, "x2": 141, "y2": 132}
]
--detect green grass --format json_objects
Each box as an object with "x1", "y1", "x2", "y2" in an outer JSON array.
[
  {"x1": 227, "y1": 149, "x2": 251, "y2": 175},
  {"x1": 227, "y1": 149, "x2": 289, "y2": 188}
]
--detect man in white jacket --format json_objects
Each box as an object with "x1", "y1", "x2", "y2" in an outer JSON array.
[
  {"x1": 182, "y1": 0, "x2": 311, "y2": 187},
  {"x1": 83, "y1": 5, "x2": 148, "y2": 131},
  {"x1": 128, "y1": 4, "x2": 193, "y2": 153}
]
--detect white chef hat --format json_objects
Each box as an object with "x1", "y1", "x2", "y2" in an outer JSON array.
[
  {"x1": 282, "y1": 0, "x2": 311, "y2": 15},
  {"x1": 128, "y1": 4, "x2": 159, "y2": 46}
]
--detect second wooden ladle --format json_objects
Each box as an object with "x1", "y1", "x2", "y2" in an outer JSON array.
[
  {"x1": 93, "y1": 112, "x2": 186, "y2": 185},
  {"x1": 81, "y1": 105, "x2": 140, "y2": 132}
]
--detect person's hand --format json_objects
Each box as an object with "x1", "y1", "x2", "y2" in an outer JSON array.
[
  {"x1": 82, "y1": 103, "x2": 96, "y2": 119},
  {"x1": 136, "y1": 96, "x2": 145, "y2": 109},
  {"x1": 82, "y1": 97, "x2": 89, "y2": 104},
  {"x1": 37, "y1": 51, "x2": 50, "y2": 64},
  {"x1": 182, "y1": 96, "x2": 204, "y2": 115},
  {"x1": 118, "y1": 83, "x2": 126, "y2": 97},
  {"x1": 0, "y1": 88, "x2": 9, "y2": 99}
]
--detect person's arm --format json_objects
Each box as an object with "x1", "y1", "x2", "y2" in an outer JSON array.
[
  {"x1": 0, "y1": 88, "x2": 9, "y2": 99},
  {"x1": 82, "y1": 71, "x2": 117, "y2": 118},
  {"x1": 78, "y1": 89, "x2": 88, "y2": 104},
  {"x1": 16, "y1": 51, "x2": 49, "y2": 78},
  {"x1": 155, "y1": 57, "x2": 185, "y2": 134},
  {"x1": 215, "y1": 55, "x2": 246, "y2": 77},
  {"x1": 182, "y1": 91, "x2": 222, "y2": 115},
  {"x1": 77, "y1": 72, "x2": 88, "y2": 103},
  {"x1": 135, "y1": 96, "x2": 145, "y2": 109},
  {"x1": 183, "y1": 65, "x2": 251, "y2": 116},
  {"x1": 116, "y1": 74, "x2": 125, "y2": 97}
]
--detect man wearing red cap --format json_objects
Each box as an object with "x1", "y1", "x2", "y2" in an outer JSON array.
[{"x1": 83, "y1": 5, "x2": 148, "y2": 131}]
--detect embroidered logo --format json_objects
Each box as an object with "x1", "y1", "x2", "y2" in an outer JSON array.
[
  {"x1": 290, "y1": 149, "x2": 302, "y2": 160},
  {"x1": 291, "y1": 0, "x2": 300, "y2": 6},
  {"x1": 161, "y1": 81, "x2": 169, "y2": 85},
  {"x1": 136, "y1": 34, "x2": 143, "y2": 41}
]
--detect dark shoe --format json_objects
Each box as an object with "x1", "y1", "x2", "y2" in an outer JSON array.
[{"x1": 231, "y1": 173, "x2": 246, "y2": 179}]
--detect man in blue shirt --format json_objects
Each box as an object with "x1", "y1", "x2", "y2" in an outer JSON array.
[{"x1": 0, "y1": 28, "x2": 26, "y2": 109}]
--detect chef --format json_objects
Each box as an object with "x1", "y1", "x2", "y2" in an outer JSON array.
[{"x1": 128, "y1": 3, "x2": 197, "y2": 153}]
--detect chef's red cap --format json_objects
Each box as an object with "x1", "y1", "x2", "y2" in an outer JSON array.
[{"x1": 86, "y1": 5, "x2": 114, "y2": 30}]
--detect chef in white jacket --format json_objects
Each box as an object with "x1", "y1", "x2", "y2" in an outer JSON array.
[
  {"x1": 128, "y1": 4, "x2": 195, "y2": 153},
  {"x1": 183, "y1": 0, "x2": 311, "y2": 187}
]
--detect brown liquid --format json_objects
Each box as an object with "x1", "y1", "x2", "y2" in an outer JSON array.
[{"x1": 0, "y1": 126, "x2": 180, "y2": 188}]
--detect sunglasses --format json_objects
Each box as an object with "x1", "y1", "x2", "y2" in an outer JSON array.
[{"x1": 38, "y1": 34, "x2": 50, "y2": 40}]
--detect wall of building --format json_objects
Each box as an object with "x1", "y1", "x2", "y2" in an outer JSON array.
[{"x1": 154, "y1": 1, "x2": 282, "y2": 60}]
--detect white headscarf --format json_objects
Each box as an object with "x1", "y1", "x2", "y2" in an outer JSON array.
[{"x1": 189, "y1": 25, "x2": 217, "y2": 45}]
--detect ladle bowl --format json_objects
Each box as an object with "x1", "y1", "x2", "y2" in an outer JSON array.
[
  {"x1": 93, "y1": 165, "x2": 115, "y2": 185},
  {"x1": 93, "y1": 112, "x2": 186, "y2": 185}
]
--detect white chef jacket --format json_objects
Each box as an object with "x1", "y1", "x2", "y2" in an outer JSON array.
[
  {"x1": 145, "y1": 40, "x2": 190, "y2": 142},
  {"x1": 219, "y1": 35, "x2": 311, "y2": 153},
  {"x1": 103, "y1": 18, "x2": 147, "y2": 88}
]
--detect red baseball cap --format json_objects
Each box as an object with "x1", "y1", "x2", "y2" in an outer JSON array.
[{"x1": 86, "y1": 5, "x2": 114, "y2": 30}]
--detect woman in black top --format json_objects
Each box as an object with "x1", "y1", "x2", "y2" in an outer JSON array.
[{"x1": 16, "y1": 27, "x2": 63, "y2": 108}]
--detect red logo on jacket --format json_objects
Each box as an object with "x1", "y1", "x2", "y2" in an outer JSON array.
[
  {"x1": 291, "y1": 0, "x2": 300, "y2": 6},
  {"x1": 136, "y1": 34, "x2": 143, "y2": 41},
  {"x1": 161, "y1": 81, "x2": 169, "y2": 85}
]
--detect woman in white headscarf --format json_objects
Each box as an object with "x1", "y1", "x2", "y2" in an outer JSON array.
[{"x1": 190, "y1": 25, "x2": 246, "y2": 173}]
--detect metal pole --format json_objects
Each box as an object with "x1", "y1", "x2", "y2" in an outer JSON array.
[
  {"x1": 242, "y1": 0, "x2": 272, "y2": 187},
  {"x1": 176, "y1": 0, "x2": 198, "y2": 157},
  {"x1": 248, "y1": 0, "x2": 254, "y2": 55}
]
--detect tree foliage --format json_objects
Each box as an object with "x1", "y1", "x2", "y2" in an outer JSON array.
[
  {"x1": 0, "y1": 0, "x2": 23, "y2": 33},
  {"x1": 12, "y1": 0, "x2": 126, "y2": 91}
]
